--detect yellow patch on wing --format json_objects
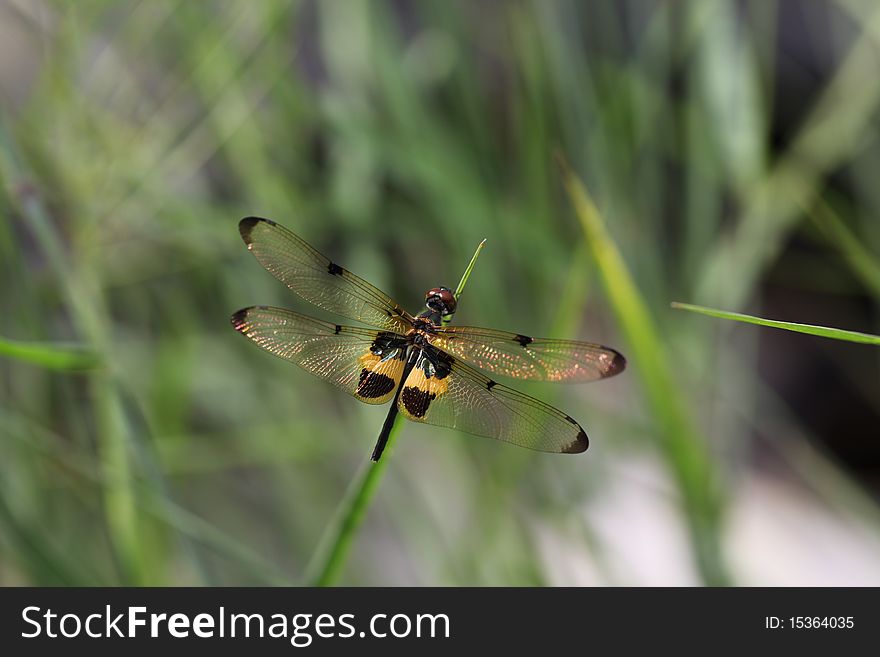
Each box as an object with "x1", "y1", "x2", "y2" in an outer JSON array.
[
  {"x1": 398, "y1": 365, "x2": 449, "y2": 420},
  {"x1": 355, "y1": 351, "x2": 404, "y2": 404}
]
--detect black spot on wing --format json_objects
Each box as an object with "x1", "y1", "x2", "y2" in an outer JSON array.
[
  {"x1": 334, "y1": 324, "x2": 342, "y2": 335},
  {"x1": 486, "y1": 380, "x2": 497, "y2": 391},
  {"x1": 357, "y1": 370, "x2": 397, "y2": 399},
  {"x1": 327, "y1": 261, "x2": 343, "y2": 276},
  {"x1": 401, "y1": 386, "x2": 436, "y2": 418},
  {"x1": 238, "y1": 216, "x2": 274, "y2": 245},
  {"x1": 560, "y1": 416, "x2": 588, "y2": 453},
  {"x1": 230, "y1": 306, "x2": 272, "y2": 332},
  {"x1": 562, "y1": 427, "x2": 589, "y2": 453},
  {"x1": 514, "y1": 333, "x2": 533, "y2": 347},
  {"x1": 605, "y1": 349, "x2": 627, "y2": 376},
  {"x1": 230, "y1": 308, "x2": 249, "y2": 331}
]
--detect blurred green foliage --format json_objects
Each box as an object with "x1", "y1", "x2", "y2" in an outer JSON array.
[{"x1": 1, "y1": 0, "x2": 879, "y2": 585}]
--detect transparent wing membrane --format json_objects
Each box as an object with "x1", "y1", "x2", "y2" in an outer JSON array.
[
  {"x1": 398, "y1": 350, "x2": 588, "y2": 453},
  {"x1": 231, "y1": 306, "x2": 407, "y2": 404},
  {"x1": 239, "y1": 217, "x2": 414, "y2": 333},
  {"x1": 429, "y1": 325, "x2": 625, "y2": 382}
]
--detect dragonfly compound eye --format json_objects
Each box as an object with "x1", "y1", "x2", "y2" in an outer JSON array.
[{"x1": 425, "y1": 287, "x2": 457, "y2": 315}]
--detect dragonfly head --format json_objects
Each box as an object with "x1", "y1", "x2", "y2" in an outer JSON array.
[{"x1": 425, "y1": 286, "x2": 457, "y2": 317}]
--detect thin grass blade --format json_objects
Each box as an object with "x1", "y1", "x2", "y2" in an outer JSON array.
[
  {"x1": 558, "y1": 154, "x2": 730, "y2": 585},
  {"x1": 671, "y1": 302, "x2": 880, "y2": 345},
  {"x1": 0, "y1": 336, "x2": 101, "y2": 371}
]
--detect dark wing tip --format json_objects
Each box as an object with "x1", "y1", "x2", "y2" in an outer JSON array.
[
  {"x1": 230, "y1": 308, "x2": 250, "y2": 331},
  {"x1": 562, "y1": 427, "x2": 589, "y2": 453},
  {"x1": 604, "y1": 349, "x2": 627, "y2": 377},
  {"x1": 238, "y1": 216, "x2": 275, "y2": 244}
]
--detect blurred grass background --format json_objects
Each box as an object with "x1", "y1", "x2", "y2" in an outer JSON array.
[{"x1": 1, "y1": 0, "x2": 879, "y2": 586}]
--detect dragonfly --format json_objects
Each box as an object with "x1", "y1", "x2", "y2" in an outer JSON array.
[{"x1": 231, "y1": 217, "x2": 626, "y2": 462}]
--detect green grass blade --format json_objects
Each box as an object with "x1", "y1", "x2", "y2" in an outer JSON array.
[
  {"x1": 671, "y1": 302, "x2": 880, "y2": 345},
  {"x1": 453, "y1": 238, "x2": 488, "y2": 299},
  {"x1": 2, "y1": 119, "x2": 148, "y2": 584},
  {"x1": 444, "y1": 238, "x2": 487, "y2": 325},
  {"x1": 807, "y1": 197, "x2": 880, "y2": 299},
  {"x1": 304, "y1": 419, "x2": 403, "y2": 586},
  {"x1": 558, "y1": 154, "x2": 730, "y2": 585},
  {"x1": 0, "y1": 336, "x2": 101, "y2": 371}
]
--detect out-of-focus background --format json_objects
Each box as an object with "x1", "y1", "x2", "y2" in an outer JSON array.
[{"x1": 1, "y1": 0, "x2": 879, "y2": 586}]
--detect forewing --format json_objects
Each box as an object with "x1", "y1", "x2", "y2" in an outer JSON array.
[
  {"x1": 397, "y1": 349, "x2": 588, "y2": 453},
  {"x1": 429, "y1": 325, "x2": 625, "y2": 383},
  {"x1": 239, "y1": 217, "x2": 413, "y2": 333},
  {"x1": 231, "y1": 306, "x2": 408, "y2": 404}
]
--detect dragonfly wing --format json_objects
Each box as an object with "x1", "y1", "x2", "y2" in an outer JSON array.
[
  {"x1": 428, "y1": 325, "x2": 625, "y2": 383},
  {"x1": 239, "y1": 217, "x2": 413, "y2": 333},
  {"x1": 231, "y1": 306, "x2": 409, "y2": 404},
  {"x1": 396, "y1": 348, "x2": 588, "y2": 453}
]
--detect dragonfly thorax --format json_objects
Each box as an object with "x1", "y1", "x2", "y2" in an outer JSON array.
[
  {"x1": 411, "y1": 330, "x2": 431, "y2": 347},
  {"x1": 370, "y1": 332, "x2": 409, "y2": 361}
]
